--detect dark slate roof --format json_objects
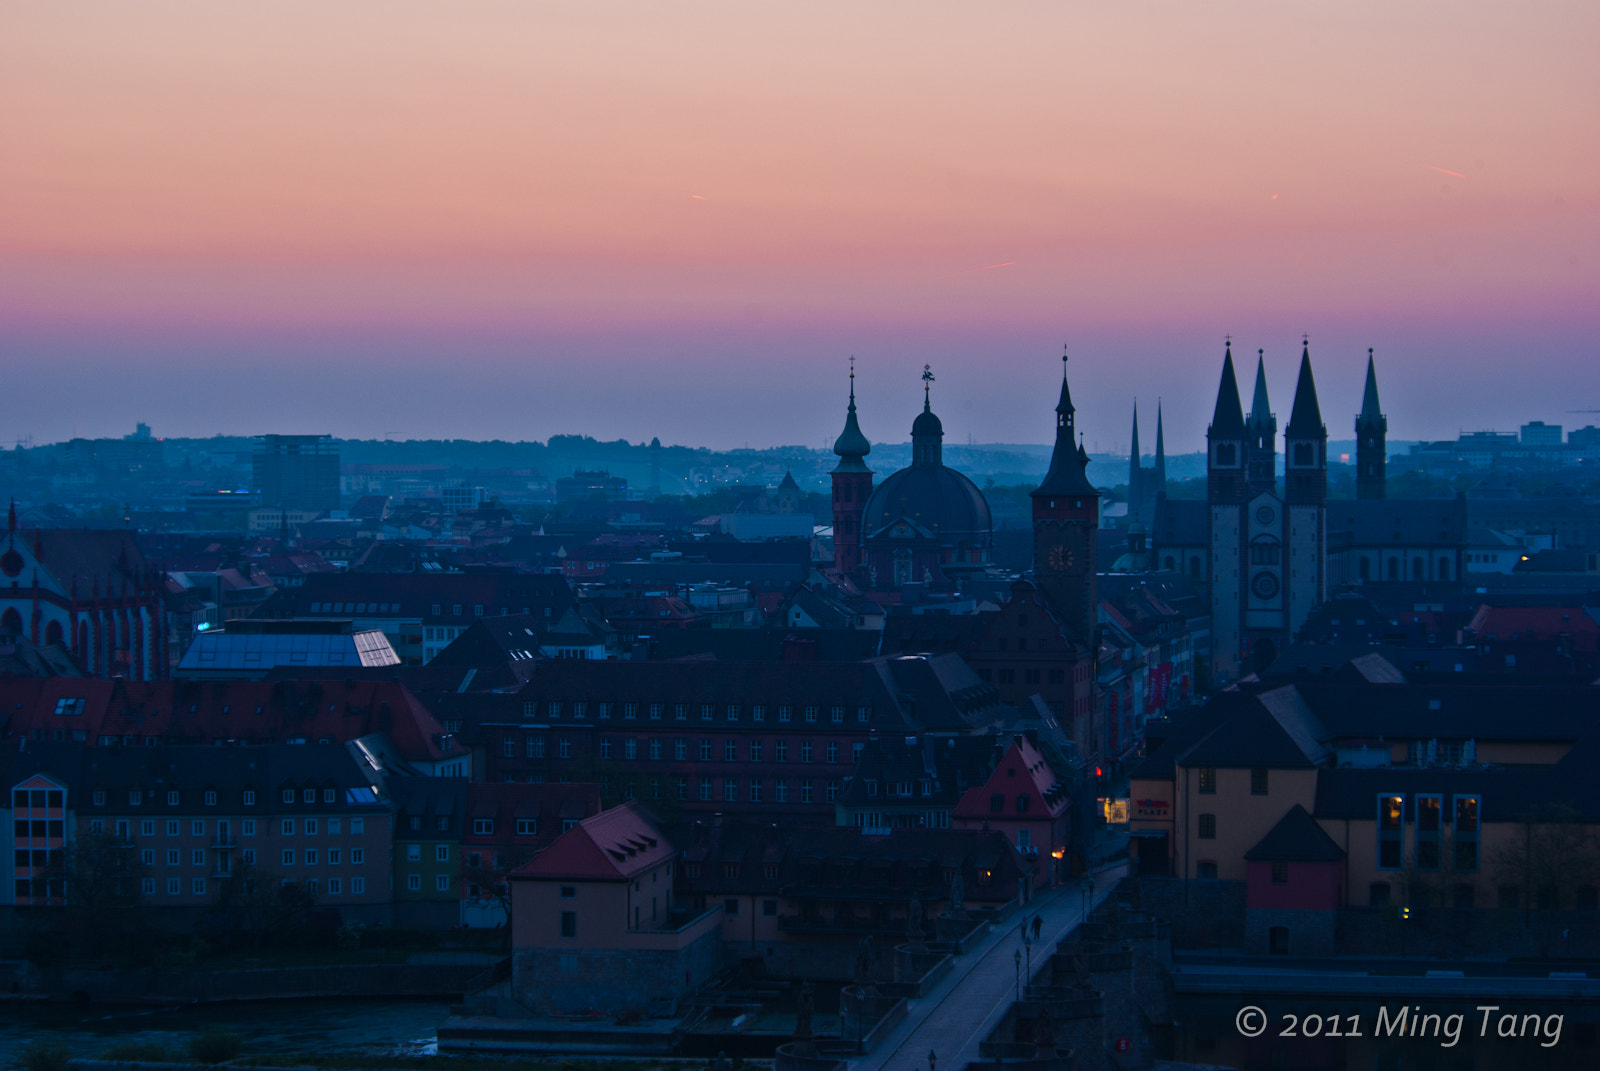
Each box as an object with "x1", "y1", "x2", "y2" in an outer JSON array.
[
  {"x1": 389, "y1": 776, "x2": 471, "y2": 837},
  {"x1": 1032, "y1": 362, "x2": 1099, "y2": 499},
  {"x1": 1294, "y1": 679, "x2": 1600, "y2": 743},
  {"x1": 638, "y1": 629, "x2": 882, "y2": 663},
  {"x1": 1153, "y1": 498, "x2": 1208, "y2": 546},
  {"x1": 1285, "y1": 345, "x2": 1326, "y2": 440},
  {"x1": 1244, "y1": 804, "x2": 1346, "y2": 862},
  {"x1": 1324, "y1": 497, "x2": 1467, "y2": 546},
  {"x1": 1128, "y1": 696, "x2": 1239, "y2": 780},
  {"x1": 837, "y1": 734, "x2": 999, "y2": 808},
  {"x1": 880, "y1": 612, "x2": 991, "y2": 657},
  {"x1": 20, "y1": 527, "x2": 148, "y2": 586},
  {"x1": 603, "y1": 562, "x2": 809, "y2": 586},
  {"x1": 262, "y1": 572, "x2": 574, "y2": 623},
  {"x1": 428, "y1": 615, "x2": 545, "y2": 669},
  {"x1": 1311, "y1": 746, "x2": 1600, "y2": 823},
  {"x1": 506, "y1": 654, "x2": 1003, "y2": 733},
  {"x1": 1208, "y1": 344, "x2": 1247, "y2": 439},
  {"x1": 1178, "y1": 686, "x2": 1330, "y2": 769}
]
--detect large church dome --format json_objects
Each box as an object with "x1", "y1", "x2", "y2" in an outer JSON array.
[
  {"x1": 862, "y1": 389, "x2": 992, "y2": 542},
  {"x1": 863, "y1": 465, "x2": 992, "y2": 539}
]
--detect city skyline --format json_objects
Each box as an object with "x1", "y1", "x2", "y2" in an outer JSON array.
[{"x1": 3, "y1": 2, "x2": 1596, "y2": 450}]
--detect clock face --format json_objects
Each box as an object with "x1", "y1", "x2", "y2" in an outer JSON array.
[{"x1": 1047, "y1": 545, "x2": 1074, "y2": 571}]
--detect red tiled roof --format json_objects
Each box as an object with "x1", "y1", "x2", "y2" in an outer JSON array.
[
  {"x1": 513, "y1": 800, "x2": 674, "y2": 882},
  {"x1": 0, "y1": 677, "x2": 449, "y2": 761},
  {"x1": 952, "y1": 737, "x2": 1069, "y2": 820}
]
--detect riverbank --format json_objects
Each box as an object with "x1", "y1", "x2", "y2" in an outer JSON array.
[{"x1": 3, "y1": 957, "x2": 494, "y2": 1005}]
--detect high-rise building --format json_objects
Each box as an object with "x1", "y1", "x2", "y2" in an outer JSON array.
[{"x1": 252, "y1": 435, "x2": 340, "y2": 512}]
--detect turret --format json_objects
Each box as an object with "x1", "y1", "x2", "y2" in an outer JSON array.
[
  {"x1": 1284, "y1": 339, "x2": 1327, "y2": 505},
  {"x1": 830, "y1": 360, "x2": 874, "y2": 573},
  {"x1": 1246, "y1": 350, "x2": 1277, "y2": 495},
  {"x1": 911, "y1": 364, "x2": 944, "y2": 467},
  {"x1": 1356, "y1": 348, "x2": 1387, "y2": 500},
  {"x1": 1206, "y1": 340, "x2": 1248, "y2": 502}
]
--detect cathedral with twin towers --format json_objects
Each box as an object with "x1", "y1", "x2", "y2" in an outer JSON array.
[{"x1": 825, "y1": 338, "x2": 1451, "y2": 688}]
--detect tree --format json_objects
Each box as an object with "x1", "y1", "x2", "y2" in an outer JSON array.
[
  {"x1": 209, "y1": 864, "x2": 314, "y2": 949},
  {"x1": 460, "y1": 846, "x2": 536, "y2": 937},
  {"x1": 41, "y1": 829, "x2": 151, "y2": 959},
  {"x1": 1489, "y1": 807, "x2": 1600, "y2": 913}
]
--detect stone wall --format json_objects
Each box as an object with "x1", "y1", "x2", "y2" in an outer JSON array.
[
  {"x1": 34, "y1": 962, "x2": 484, "y2": 1003},
  {"x1": 512, "y1": 926, "x2": 722, "y2": 1015},
  {"x1": 1244, "y1": 908, "x2": 1337, "y2": 958},
  {"x1": 1128, "y1": 876, "x2": 1245, "y2": 950},
  {"x1": 1337, "y1": 905, "x2": 1600, "y2": 959}
]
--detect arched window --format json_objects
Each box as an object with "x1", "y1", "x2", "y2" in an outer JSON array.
[
  {"x1": 1412, "y1": 557, "x2": 1425, "y2": 580},
  {"x1": 45, "y1": 620, "x2": 63, "y2": 646},
  {"x1": 0, "y1": 607, "x2": 21, "y2": 639},
  {"x1": 1163, "y1": 556, "x2": 1176, "y2": 571},
  {"x1": 1359, "y1": 557, "x2": 1371, "y2": 580},
  {"x1": 1387, "y1": 557, "x2": 1400, "y2": 580},
  {"x1": 1189, "y1": 557, "x2": 1201, "y2": 579},
  {"x1": 1249, "y1": 538, "x2": 1281, "y2": 565},
  {"x1": 1437, "y1": 558, "x2": 1450, "y2": 581}
]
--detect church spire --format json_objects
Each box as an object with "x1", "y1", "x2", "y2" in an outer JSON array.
[
  {"x1": 831, "y1": 358, "x2": 872, "y2": 474},
  {"x1": 1249, "y1": 351, "x2": 1272, "y2": 425},
  {"x1": 1359, "y1": 348, "x2": 1383, "y2": 423},
  {"x1": 1356, "y1": 347, "x2": 1388, "y2": 500},
  {"x1": 1285, "y1": 337, "x2": 1327, "y2": 505},
  {"x1": 1245, "y1": 348, "x2": 1277, "y2": 495},
  {"x1": 1286, "y1": 338, "x2": 1325, "y2": 439},
  {"x1": 1154, "y1": 400, "x2": 1167, "y2": 488},
  {"x1": 1128, "y1": 400, "x2": 1142, "y2": 496},
  {"x1": 1032, "y1": 346, "x2": 1097, "y2": 498},
  {"x1": 1209, "y1": 340, "x2": 1247, "y2": 439}
]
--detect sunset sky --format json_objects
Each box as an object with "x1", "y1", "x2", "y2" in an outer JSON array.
[{"x1": 3, "y1": 1, "x2": 1596, "y2": 452}]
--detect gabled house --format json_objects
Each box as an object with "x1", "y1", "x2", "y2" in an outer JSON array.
[
  {"x1": 952, "y1": 736, "x2": 1072, "y2": 884},
  {"x1": 508, "y1": 801, "x2": 721, "y2": 1015}
]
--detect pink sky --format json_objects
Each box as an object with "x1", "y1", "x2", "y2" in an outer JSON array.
[{"x1": 2, "y1": 1, "x2": 1596, "y2": 451}]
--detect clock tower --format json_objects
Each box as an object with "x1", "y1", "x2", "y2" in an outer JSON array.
[{"x1": 1031, "y1": 347, "x2": 1100, "y2": 644}]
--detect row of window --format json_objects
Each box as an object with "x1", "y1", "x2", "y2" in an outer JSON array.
[
  {"x1": 558, "y1": 737, "x2": 856, "y2": 765},
  {"x1": 590, "y1": 776, "x2": 838, "y2": 804},
  {"x1": 310, "y1": 601, "x2": 402, "y2": 614},
  {"x1": 521, "y1": 701, "x2": 871, "y2": 724},
  {"x1": 406, "y1": 873, "x2": 452, "y2": 892},
  {"x1": 134, "y1": 876, "x2": 367, "y2": 896},
  {"x1": 87, "y1": 786, "x2": 348, "y2": 808},
  {"x1": 128, "y1": 846, "x2": 366, "y2": 868},
  {"x1": 403, "y1": 815, "x2": 551, "y2": 836},
  {"x1": 89, "y1": 817, "x2": 366, "y2": 839},
  {"x1": 1378, "y1": 793, "x2": 1480, "y2": 871}
]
